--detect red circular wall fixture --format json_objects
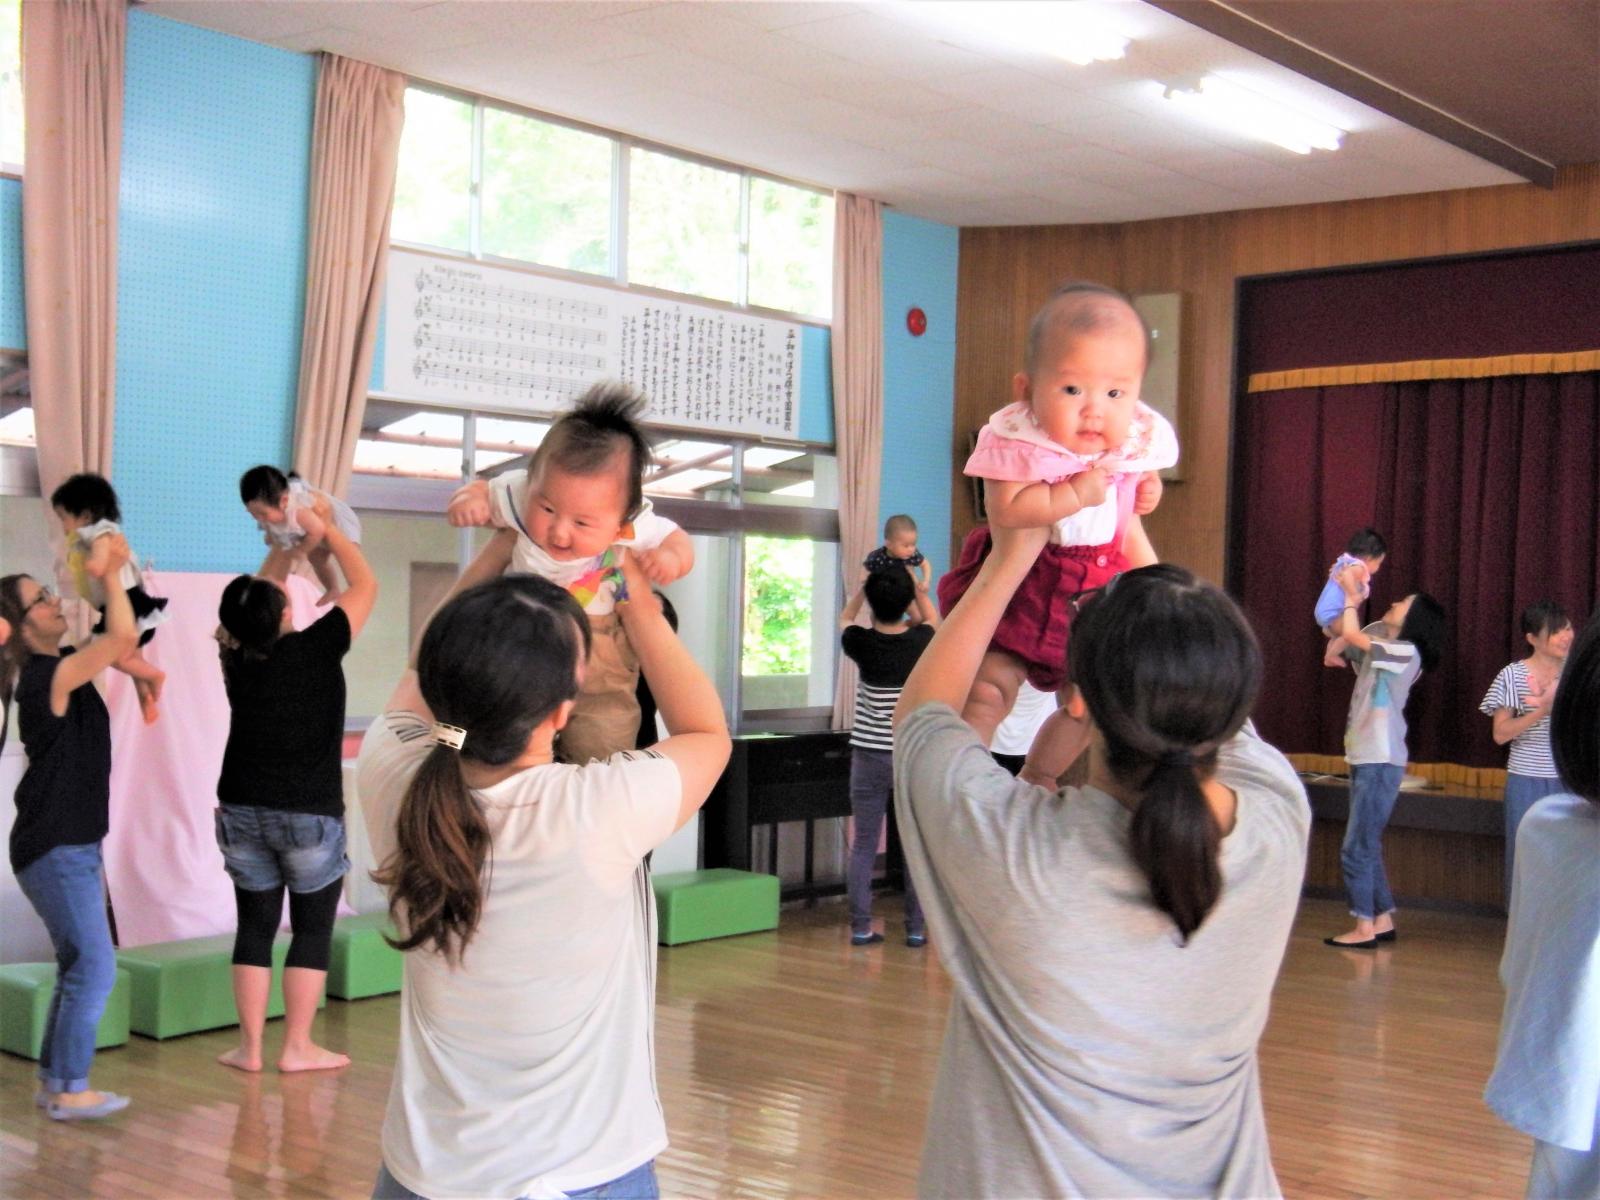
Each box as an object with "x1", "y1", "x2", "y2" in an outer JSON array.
[{"x1": 906, "y1": 307, "x2": 927, "y2": 337}]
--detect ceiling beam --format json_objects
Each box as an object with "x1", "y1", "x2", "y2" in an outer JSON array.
[{"x1": 1145, "y1": 0, "x2": 1557, "y2": 187}]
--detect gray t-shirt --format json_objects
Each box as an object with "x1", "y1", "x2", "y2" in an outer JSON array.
[
  {"x1": 1343, "y1": 625, "x2": 1422, "y2": 766},
  {"x1": 894, "y1": 703, "x2": 1310, "y2": 1200}
]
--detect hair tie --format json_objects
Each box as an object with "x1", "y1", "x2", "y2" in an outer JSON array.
[
  {"x1": 1158, "y1": 748, "x2": 1194, "y2": 769},
  {"x1": 431, "y1": 722, "x2": 468, "y2": 751}
]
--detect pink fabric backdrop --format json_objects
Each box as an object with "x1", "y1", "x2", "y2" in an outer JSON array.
[{"x1": 101, "y1": 570, "x2": 350, "y2": 947}]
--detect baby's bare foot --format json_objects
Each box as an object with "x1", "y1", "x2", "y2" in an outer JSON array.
[{"x1": 277, "y1": 1044, "x2": 349, "y2": 1073}]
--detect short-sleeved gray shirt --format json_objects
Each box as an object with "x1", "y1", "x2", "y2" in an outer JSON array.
[
  {"x1": 1343, "y1": 624, "x2": 1422, "y2": 767},
  {"x1": 894, "y1": 703, "x2": 1310, "y2": 1200}
]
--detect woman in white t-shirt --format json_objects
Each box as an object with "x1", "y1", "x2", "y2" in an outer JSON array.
[
  {"x1": 359, "y1": 538, "x2": 729, "y2": 1200},
  {"x1": 1478, "y1": 598, "x2": 1573, "y2": 896}
]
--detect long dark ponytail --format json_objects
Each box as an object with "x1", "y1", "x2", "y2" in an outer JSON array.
[
  {"x1": 374, "y1": 574, "x2": 590, "y2": 964},
  {"x1": 1070, "y1": 565, "x2": 1262, "y2": 942},
  {"x1": 0, "y1": 575, "x2": 31, "y2": 754}
]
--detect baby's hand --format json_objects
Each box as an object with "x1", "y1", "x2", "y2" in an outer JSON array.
[
  {"x1": 447, "y1": 480, "x2": 494, "y2": 527},
  {"x1": 1134, "y1": 471, "x2": 1163, "y2": 516},
  {"x1": 633, "y1": 546, "x2": 685, "y2": 585},
  {"x1": 1068, "y1": 467, "x2": 1110, "y2": 509}
]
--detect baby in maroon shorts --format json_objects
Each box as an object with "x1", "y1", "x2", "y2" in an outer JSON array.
[{"x1": 937, "y1": 282, "x2": 1178, "y2": 785}]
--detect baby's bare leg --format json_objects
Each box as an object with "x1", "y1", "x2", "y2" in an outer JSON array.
[
  {"x1": 1020, "y1": 689, "x2": 1089, "y2": 788},
  {"x1": 307, "y1": 545, "x2": 343, "y2": 603},
  {"x1": 1323, "y1": 626, "x2": 1350, "y2": 668},
  {"x1": 959, "y1": 651, "x2": 1026, "y2": 747},
  {"x1": 114, "y1": 645, "x2": 165, "y2": 723}
]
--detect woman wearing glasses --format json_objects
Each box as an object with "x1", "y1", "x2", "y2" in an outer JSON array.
[
  {"x1": 892, "y1": 524, "x2": 1311, "y2": 1198},
  {"x1": 1, "y1": 543, "x2": 139, "y2": 1121}
]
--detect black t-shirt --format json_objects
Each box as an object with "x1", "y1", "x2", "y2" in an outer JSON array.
[
  {"x1": 217, "y1": 607, "x2": 352, "y2": 818},
  {"x1": 10, "y1": 650, "x2": 112, "y2": 873},
  {"x1": 840, "y1": 623, "x2": 935, "y2": 687}
]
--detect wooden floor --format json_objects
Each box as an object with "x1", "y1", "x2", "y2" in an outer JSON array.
[{"x1": 1, "y1": 897, "x2": 1530, "y2": 1199}]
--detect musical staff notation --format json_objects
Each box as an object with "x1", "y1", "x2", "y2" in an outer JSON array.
[{"x1": 385, "y1": 249, "x2": 802, "y2": 438}]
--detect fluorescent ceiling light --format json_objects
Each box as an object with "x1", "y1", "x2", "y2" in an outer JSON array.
[
  {"x1": 1163, "y1": 76, "x2": 1345, "y2": 154},
  {"x1": 918, "y1": 2, "x2": 1129, "y2": 65}
]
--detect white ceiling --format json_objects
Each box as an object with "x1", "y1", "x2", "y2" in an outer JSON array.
[{"x1": 141, "y1": 0, "x2": 1522, "y2": 226}]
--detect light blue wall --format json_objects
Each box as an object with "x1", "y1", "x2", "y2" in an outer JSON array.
[
  {"x1": 113, "y1": 12, "x2": 315, "y2": 572},
  {"x1": 0, "y1": 177, "x2": 22, "y2": 349},
  {"x1": 880, "y1": 210, "x2": 959, "y2": 575},
  {"x1": 797, "y1": 324, "x2": 834, "y2": 444}
]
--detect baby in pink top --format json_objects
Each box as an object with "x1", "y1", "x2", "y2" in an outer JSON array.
[{"x1": 938, "y1": 282, "x2": 1178, "y2": 785}]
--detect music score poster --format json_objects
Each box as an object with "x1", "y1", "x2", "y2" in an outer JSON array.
[{"x1": 383, "y1": 249, "x2": 804, "y2": 439}]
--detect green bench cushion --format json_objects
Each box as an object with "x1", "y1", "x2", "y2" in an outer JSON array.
[
  {"x1": 328, "y1": 912, "x2": 404, "y2": 1000},
  {"x1": 116, "y1": 932, "x2": 321, "y2": 1039},
  {"x1": 652, "y1": 869, "x2": 780, "y2": 946},
  {"x1": 0, "y1": 963, "x2": 133, "y2": 1060}
]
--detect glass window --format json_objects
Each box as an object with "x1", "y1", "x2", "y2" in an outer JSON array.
[
  {"x1": 354, "y1": 406, "x2": 466, "y2": 480},
  {"x1": 741, "y1": 448, "x2": 837, "y2": 510},
  {"x1": 748, "y1": 179, "x2": 833, "y2": 318},
  {"x1": 646, "y1": 436, "x2": 735, "y2": 501},
  {"x1": 741, "y1": 533, "x2": 838, "y2": 714},
  {"x1": 481, "y1": 109, "x2": 612, "y2": 275},
  {"x1": 391, "y1": 90, "x2": 472, "y2": 252},
  {"x1": 626, "y1": 148, "x2": 741, "y2": 304},
  {"x1": 0, "y1": 0, "x2": 18, "y2": 167}
]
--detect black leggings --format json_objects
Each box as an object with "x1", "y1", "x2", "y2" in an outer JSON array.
[{"x1": 232, "y1": 878, "x2": 342, "y2": 972}]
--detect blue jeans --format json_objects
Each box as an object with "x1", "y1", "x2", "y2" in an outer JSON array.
[
  {"x1": 1503, "y1": 773, "x2": 1566, "y2": 900},
  {"x1": 847, "y1": 748, "x2": 923, "y2": 936},
  {"x1": 15, "y1": 842, "x2": 119, "y2": 1094},
  {"x1": 372, "y1": 1159, "x2": 659, "y2": 1199},
  {"x1": 215, "y1": 806, "x2": 349, "y2": 893},
  {"x1": 1341, "y1": 763, "x2": 1405, "y2": 919}
]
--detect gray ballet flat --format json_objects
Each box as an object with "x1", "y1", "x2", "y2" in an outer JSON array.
[{"x1": 47, "y1": 1092, "x2": 130, "y2": 1121}]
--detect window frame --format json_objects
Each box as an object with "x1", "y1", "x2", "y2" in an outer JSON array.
[{"x1": 393, "y1": 81, "x2": 835, "y2": 326}]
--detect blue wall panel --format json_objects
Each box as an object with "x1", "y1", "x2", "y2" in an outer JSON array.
[
  {"x1": 880, "y1": 210, "x2": 959, "y2": 574},
  {"x1": 798, "y1": 323, "x2": 833, "y2": 445},
  {"x1": 114, "y1": 12, "x2": 315, "y2": 572},
  {"x1": 0, "y1": 177, "x2": 22, "y2": 349}
]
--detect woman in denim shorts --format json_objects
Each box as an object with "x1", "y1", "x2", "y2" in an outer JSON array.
[{"x1": 212, "y1": 497, "x2": 376, "y2": 1072}]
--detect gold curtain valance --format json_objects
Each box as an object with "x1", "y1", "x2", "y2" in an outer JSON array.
[{"x1": 1247, "y1": 348, "x2": 1600, "y2": 394}]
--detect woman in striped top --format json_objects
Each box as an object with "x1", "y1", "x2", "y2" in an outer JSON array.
[
  {"x1": 1480, "y1": 599, "x2": 1574, "y2": 895},
  {"x1": 840, "y1": 567, "x2": 939, "y2": 947}
]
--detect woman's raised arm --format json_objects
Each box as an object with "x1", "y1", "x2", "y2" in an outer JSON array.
[
  {"x1": 894, "y1": 523, "x2": 1047, "y2": 727},
  {"x1": 51, "y1": 538, "x2": 138, "y2": 714}
]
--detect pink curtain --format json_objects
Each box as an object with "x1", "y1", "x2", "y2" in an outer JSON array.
[
  {"x1": 830, "y1": 193, "x2": 883, "y2": 728},
  {"x1": 292, "y1": 55, "x2": 406, "y2": 497},
  {"x1": 19, "y1": 0, "x2": 125, "y2": 497}
]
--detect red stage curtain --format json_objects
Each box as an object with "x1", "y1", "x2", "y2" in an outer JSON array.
[{"x1": 1231, "y1": 372, "x2": 1600, "y2": 766}]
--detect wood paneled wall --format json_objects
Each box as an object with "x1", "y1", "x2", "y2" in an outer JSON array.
[{"x1": 953, "y1": 164, "x2": 1600, "y2": 580}]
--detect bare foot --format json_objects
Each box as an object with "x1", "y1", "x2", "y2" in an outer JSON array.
[
  {"x1": 277, "y1": 1044, "x2": 349, "y2": 1073},
  {"x1": 1018, "y1": 764, "x2": 1058, "y2": 789},
  {"x1": 1322, "y1": 651, "x2": 1347, "y2": 669},
  {"x1": 217, "y1": 1046, "x2": 263, "y2": 1072},
  {"x1": 135, "y1": 681, "x2": 160, "y2": 725}
]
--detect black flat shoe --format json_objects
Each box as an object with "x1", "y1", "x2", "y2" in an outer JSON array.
[
  {"x1": 1324, "y1": 935, "x2": 1379, "y2": 949},
  {"x1": 1375, "y1": 929, "x2": 1397, "y2": 943}
]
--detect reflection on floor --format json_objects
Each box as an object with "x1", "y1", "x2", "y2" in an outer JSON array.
[{"x1": 0, "y1": 898, "x2": 1529, "y2": 1198}]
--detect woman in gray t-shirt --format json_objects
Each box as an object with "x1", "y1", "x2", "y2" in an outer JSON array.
[
  {"x1": 892, "y1": 524, "x2": 1311, "y2": 1200},
  {"x1": 1324, "y1": 568, "x2": 1447, "y2": 949}
]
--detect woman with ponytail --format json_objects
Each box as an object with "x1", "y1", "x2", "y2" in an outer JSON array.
[
  {"x1": 212, "y1": 492, "x2": 377, "y2": 1074},
  {"x1": 2, "y1": 536, "x2": 139, "y2": 1120},
  {"x1": 358, "y1": 534, "x2": 728, "y2": 1200},
  {"x1": 892, "y1": 523, "x2": 1310, "y2": 1199}
]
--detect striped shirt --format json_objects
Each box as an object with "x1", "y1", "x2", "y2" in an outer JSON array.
[
  {"x1": 841, "y1": 624, "x2": 935, "y2": 753},
  {"x1": 1479, "y1": 660, "x2": 1561, "y2": 778}
]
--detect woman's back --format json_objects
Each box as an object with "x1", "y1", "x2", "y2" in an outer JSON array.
[
  {"x1": 896, "y1": 703, "x2": 1310, "y2": 1198},
  {"x1": 358, "y1": 712, "x2": 682, "y2": 1200}
]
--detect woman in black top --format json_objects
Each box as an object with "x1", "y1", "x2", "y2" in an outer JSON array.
[
  {"x1": 1, "y1": 535, "x2": 138, "y2": 1121},
  {"x1": 213, "y1": 495, "x2": 376, "y2": 1073}
]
